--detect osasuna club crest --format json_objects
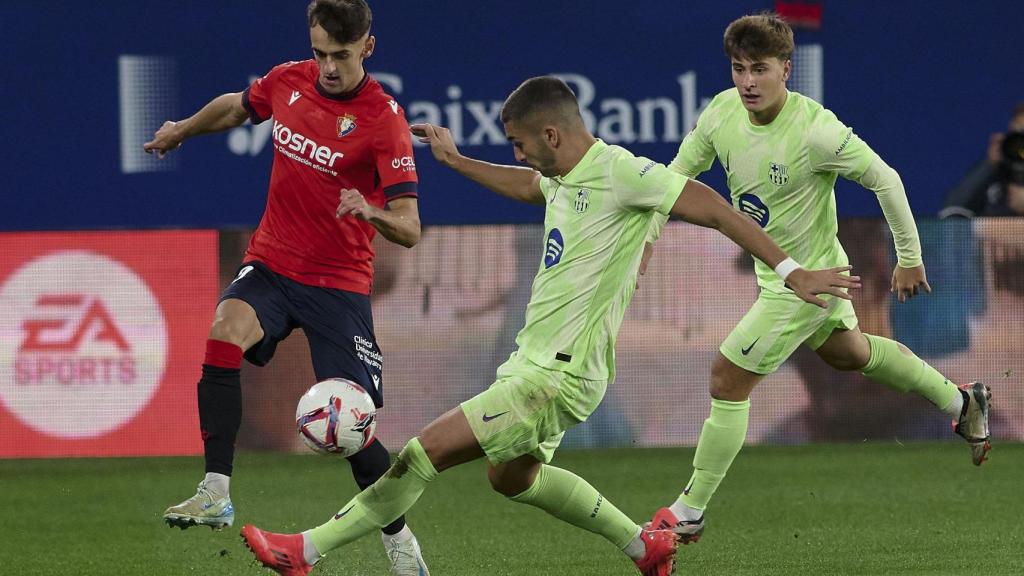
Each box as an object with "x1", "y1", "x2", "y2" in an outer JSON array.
[
  {"x1": 768, "y1": 162, "x2": 788, "y2": 186},
  {"x1": 337, "y1": 114, "x2": 357, "y2": 137},
  {"x1": 574, "y1": 189, "x2": 591, "y2": 214}
]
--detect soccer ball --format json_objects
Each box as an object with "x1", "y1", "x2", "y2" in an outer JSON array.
[{"x1": 295, "y1": 378, "x2": 377, "y2": 456}]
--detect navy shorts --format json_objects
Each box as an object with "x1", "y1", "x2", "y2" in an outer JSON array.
[{"x1": 221, "y1": 261, "x2": 384, "y2": 407}]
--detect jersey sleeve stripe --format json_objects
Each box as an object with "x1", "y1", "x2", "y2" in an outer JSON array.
[
  {"x1": 384, "y1": 181, "x2": 418, "y2": 200},
  {"x1": 241, "y1": 87, "x2": 270, "y2": 125}
]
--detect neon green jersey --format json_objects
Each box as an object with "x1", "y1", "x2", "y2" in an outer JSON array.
[
  {"x1": 515, "y1": 139, "x2": 686, "y2": 381},
  {"x1": 670, "y1": 89, "x2": 878, "y2": 293}
]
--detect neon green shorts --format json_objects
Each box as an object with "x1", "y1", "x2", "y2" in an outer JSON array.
[
  {"x1": 460, "y1": 352, "x2": 607, "y2": 465},
  {"x1": 720, "y1": 290, "x2": 858, "y2": 375}
]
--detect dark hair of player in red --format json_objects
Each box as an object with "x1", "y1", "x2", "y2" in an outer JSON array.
[{"x1": 307, "y1": 0, "x2": 372, "y2": 44}]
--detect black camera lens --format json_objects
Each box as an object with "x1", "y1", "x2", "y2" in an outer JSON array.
[{"x1": 1002, "y1": 131, "x2": 1024, "y2": 185}]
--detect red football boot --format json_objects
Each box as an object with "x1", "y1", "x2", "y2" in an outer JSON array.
[
  {"x1": 650, "y1": 506, "x2": 704, "y2": 545},
  {"x1": 634, "y1": 529, "x2": 679, "y2": 576},
  {"x1": 241, "y1": 524, "x2": 313, "y2": 576}
]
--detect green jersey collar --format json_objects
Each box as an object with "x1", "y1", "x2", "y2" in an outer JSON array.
[
  {"x1": 555, "y1": 139, "x2": 608, "y2": 184},
  {"x1": 745, "y1": 90, "x2": 797, "y2": 132}
]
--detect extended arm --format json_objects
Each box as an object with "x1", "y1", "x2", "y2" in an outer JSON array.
[
  {"x1": 143, "y1": 92, "x2": 249, "y2": 158},
  {"x1": 669, "y1": 179, "x2": 789, "y2": 267},
  {"x1": 854, "y1": 157, "x2": 931, "y2": 301},
  {"x1": 669, "y1": 179, "x2": 860, "y2": 307},
  {"x1": 411, "y1": 123, "x2": 544, "y2": 204}
]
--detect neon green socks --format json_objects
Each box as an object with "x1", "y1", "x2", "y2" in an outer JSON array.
[
  {"x1": 861, "y1": 334, "x2": 959, "y2": 413},
  {"x1": 510, "y1": 464, "x2": 640, "y2": 551},
  {"x1": 678, "y1": 398, "x2": 750, "y2": 512},
  {"x1": 309, "y1": 437, "x2": 437, "y2": 554}
]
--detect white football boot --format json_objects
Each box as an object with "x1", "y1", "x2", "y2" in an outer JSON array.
[
  {"x1": 163, "y1": 480, "x2": 234, "y2": 530},
  {"x1": 953, "y1": 382, "x2": 992, "y2": 466},
  {"x1": 383, "y1": 532, "x2": 430, "y2": 576}
]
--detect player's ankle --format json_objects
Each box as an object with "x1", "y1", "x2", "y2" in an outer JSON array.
[
  {"x1": 669, "y1": 501, "x2": 703, "y2": 522},
  {"x1": 622, "y1": 531, "x2": 646, "y2": 561},
  {"x1": 203, "y1": 472, "x2": 230, "y2": 497},
  {"x1": 943, "y1": 387, "x2": 968, "y2": 418},
  {"x1": 381, "y1": 524, "x2": 414, "y2": 544},
  {"x1": 302, "y1": 531, "x2": 323, "y2": 566}
]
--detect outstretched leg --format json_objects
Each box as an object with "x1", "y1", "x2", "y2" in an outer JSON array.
[
  {"x1": 490, "y1": 456, "x2": 678, "y2": 575},
  {"x1": 242, "y1": 406, "x2": 482, "y2": 574},
  {"x1": 815, "y1": 327, "x2": 991, "y2": 465}
]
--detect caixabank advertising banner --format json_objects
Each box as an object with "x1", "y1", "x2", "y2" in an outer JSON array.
[
  {"x1": 0, "y1": 231, "x2": 218, "y2": 457},
  {"x1": 4, "y1": 1, "x2": 1021, "y2": 231}
]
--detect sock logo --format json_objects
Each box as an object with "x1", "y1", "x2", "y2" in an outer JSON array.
[
  {"x1": 683, "y1": 480, "x2": 694, "y2": 496},
  {"x1": 334, "y1": 505, "x2": 354, "y2": 520},
  {"x1": 590, "y1": 494, "x2": 604, "y2": 518}
]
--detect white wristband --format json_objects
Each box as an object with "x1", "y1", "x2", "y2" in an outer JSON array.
[{"x1": 774, "y1": 257, "x2": 802, "y2": 281}]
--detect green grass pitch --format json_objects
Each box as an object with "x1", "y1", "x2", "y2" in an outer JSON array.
[{"x1": 1, "y1": 443, "x2": 1020, "y2": 575}]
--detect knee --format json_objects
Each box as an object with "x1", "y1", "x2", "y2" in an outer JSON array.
[
  {"x1": 821, "y1": 338, "x2": 872, "y2": 372},
  {"x1": 209, "y1": 313, "x2": 255, "y2": 347},
  {"x1": 825, "y1": 356, "x2": 865, "y2": 371},
  {"x1": 708, "y1": 368, "x2": 729, "y2": 399},
  {"x1": 709, "y1": 360, "x2": 748, "y2": 401},
  {"x1": 416, "y1": 433, "x2": 449, "y2": 473},
  {"x1": 487, "y1": 466, "x2": 532, "y2": 497}
]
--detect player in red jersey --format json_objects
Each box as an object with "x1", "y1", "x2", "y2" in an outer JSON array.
[{"x1": 143, "y1": 2, "x2": 430, "y2": 574}]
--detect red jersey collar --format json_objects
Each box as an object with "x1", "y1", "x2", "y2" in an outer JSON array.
[{"x1": 315, "y1": 71, "x2": 371, "y2": 101}]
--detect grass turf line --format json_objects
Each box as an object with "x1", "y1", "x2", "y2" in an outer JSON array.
[{"x1": 0, "y1": 443, "x2": 1020, "y2": 575}]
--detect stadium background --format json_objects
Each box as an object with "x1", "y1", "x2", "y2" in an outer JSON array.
[{"x1": 1, "y1": 0, "x2": 1021, "y2": 458}]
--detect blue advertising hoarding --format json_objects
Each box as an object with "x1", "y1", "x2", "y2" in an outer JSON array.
[{"x1": 1, "y1": 1, "x2": 1019, "y2": 229}]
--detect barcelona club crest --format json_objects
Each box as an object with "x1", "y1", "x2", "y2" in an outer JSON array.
[
  {"x1": 574, "y1": 189, "x2": 591, "y2": 214},
  {"x1": 337, "y1": 114, "x2": 357, "y2": 137},
  {"x1": 768, "y1": 162, "x2": 789, "y2": 186}
]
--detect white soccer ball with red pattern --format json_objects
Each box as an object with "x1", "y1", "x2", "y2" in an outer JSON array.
[{"x1": 295, "y1": 378, "x2": 377, "y2": 456}]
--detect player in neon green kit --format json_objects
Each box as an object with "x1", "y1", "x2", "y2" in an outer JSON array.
[
  {"x1": 239, "y1": 76, "x2": 857, "y2": 576},
  {"x1": 647, "y1": 13, "x2": 993, "y2": 544}
]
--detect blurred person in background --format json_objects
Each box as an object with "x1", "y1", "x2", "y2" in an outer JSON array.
[{"x1": 941, "y1": 103, "x2": 1024, "y2": 217}]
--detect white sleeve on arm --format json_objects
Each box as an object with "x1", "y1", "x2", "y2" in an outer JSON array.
[{"x1": 856, "y1": 156, "x2": 923, "y2": 268}]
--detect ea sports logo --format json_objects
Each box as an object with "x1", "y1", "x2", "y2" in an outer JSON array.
[{"x1": 0, "y1": 251, "x2": 168, "y2": 438}]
